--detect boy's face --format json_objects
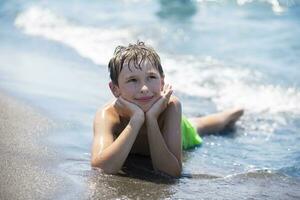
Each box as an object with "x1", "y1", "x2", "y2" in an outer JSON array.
[{"x1": 112, "y1": 59, "x2": 164, "y2": 112}]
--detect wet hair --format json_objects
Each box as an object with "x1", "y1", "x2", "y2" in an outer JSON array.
[{"x1": 108, "y1": 41, "x2": 164, "y2": 85}]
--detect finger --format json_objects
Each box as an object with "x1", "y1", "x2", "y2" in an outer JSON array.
[
  {"x1": 163, "y1": 84, "x2": 172, "y2": 96},
  {"x1": 166, "y1": 84, "x2": 172, "y2": 91},
  {"x1": 162, "y1": 83, "x2": 171, "y2": 95},
  {"x1": 165, "y1": 88, "x2": 173, "y2": 99}
]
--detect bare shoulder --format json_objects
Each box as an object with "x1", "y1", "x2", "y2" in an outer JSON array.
[
  {"x1": 95, "y1": 101, "x2": 118, "y2": 120},
  {"x1": 93, "y1": 100, "x2": 120, "y2": 133}
]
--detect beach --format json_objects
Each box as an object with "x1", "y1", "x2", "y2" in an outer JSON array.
[
  {"x1": 1, "y1": 90, "x2": 299, "y2": 199},
  {"x1": 1, "y1": 0, "x2": 300, "y2": 199},
  {"x1": 0, "y1": 90, "x2": 83, "y2": 200},
  {"x1": 0, "y1": 90, "x2": 209, "y2": 199}
]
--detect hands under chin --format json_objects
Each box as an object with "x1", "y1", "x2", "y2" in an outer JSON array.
[
  {"x1": 146, "y1": 84, "x2": 173, "y2": 120},
  {"x1": 114, "y1": 84, "x2": 173, "y2": 123},
  {"x1": 114, "y1": 96, "x2": 145, "y2": 123}
]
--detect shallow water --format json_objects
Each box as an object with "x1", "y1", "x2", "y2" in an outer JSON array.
[{"x1": 1, "y1": 0, "x2": 300, "y2": 199}]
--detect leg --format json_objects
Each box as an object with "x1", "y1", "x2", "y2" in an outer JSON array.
[{"x1": 189, "y1": 108, "x2": 244, "y2": 136}]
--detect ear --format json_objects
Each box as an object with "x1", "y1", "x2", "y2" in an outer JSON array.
[
  {"x1": 160, "y1": 76, "x2": 165, "y2": 91},
  {"x1": 109, "y1": 82, "x2": 120, "y2": 97}
]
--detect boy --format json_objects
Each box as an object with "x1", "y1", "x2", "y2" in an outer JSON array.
[{"x1": 91, "y1": 41, "x2": 243, "y2": 177}]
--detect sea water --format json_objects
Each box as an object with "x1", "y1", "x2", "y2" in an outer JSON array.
[{"x1": 0, "y1": 0, "x2": 300, "y2": 199}]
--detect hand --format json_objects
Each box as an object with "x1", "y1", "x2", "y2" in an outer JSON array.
[
  {"x1": 146, "y1": 84, "x2": 173, "y2": 119},
  {"x1": 114, "y1": 96, "x2": 144, "y2": 121}
]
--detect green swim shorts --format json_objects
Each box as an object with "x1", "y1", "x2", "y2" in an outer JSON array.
[{"x1": 181, "y1": 116, "x2": 203, "y2": 150}]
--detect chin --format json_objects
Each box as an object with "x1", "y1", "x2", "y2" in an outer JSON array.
[
  {"x1": 135, "y1": 96, "x2": 160, "y2": 112},
  {"x1": 136, "y1": 101, "x2": 155, "y2": 112},
  {"x1": 142, "y1": 105, "x2": 152, "y2": 112},
  {"x1": 137, "y1": 104, "x2": 151, "y2": 112}
]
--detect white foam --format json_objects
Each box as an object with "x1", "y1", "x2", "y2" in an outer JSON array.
[
  {"x1": 14, "y1": 5, "x2": 299, "y2": 134},
  {"x1": 164, "y1": 55, "x2": 300, "y2": 114},
  {"x1": 14, "y1": 6, "x2": 134, "y2": 66},
  {"x1": 163, "y1": 55, "x2": 300, "y2": 133}
]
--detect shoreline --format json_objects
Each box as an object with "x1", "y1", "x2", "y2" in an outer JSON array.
[{"x1": 0, "y1": 90, "x2": 76, "y2": 199}]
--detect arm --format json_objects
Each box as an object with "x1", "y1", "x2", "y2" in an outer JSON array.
[
  {"x1": 91, "y1": 99, "x2": 144, "y2": 174},
  {"x1": 146, "y1": 85, "x2": 182, "y2": 177}
]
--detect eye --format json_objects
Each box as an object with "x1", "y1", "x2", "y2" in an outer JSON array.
[
  {"x1": 149, "y1": 75, "x2": 157, "y2": 79},
  {"x1": 127, "y1": 78, "x2": 137, "y2": 83}
]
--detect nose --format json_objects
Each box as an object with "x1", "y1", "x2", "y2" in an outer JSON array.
[{"x1": 140, "y1": 84, "x2": 149, "y2": 94}]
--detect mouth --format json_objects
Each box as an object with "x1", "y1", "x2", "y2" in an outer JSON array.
[{"x1": 135, "y1": 96, "x2": 154, "y2": 103}]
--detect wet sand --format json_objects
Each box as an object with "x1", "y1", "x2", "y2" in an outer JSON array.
[
  {"x1": 1, "y1": 90, "x2": 299, "y2": 200},
  {"x1": 3, "y1": 85, "x2": 294, "y2": 200},
  {"x1": 0, "y1": 90, "x2": 179, "y2": 199},
  {"x1": 0, "y1": 91, "x2": 78, "y2": 200}
]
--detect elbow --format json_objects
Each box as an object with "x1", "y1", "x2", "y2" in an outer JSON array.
[
  {"x1": 167, "y1": 160, "x2": 183, "y2": 178},
  {"x1": 91, "y1": 157, "x2": 99, "y2": 168},
  {"x1": 101, "y1": 168, "x2": 120, "y2": 175},
  {"x1": 91, "y1": 159, "x2": 120, "y2": 175},
  {"x1": 157, "y1": 165, "x2": 182, "y2": 178},
  {"x1": 163, "y1": 168, "x2": 181, "y2": 178},
  {"x1": 170, "y1": 167, "x2": 182, "y2": 178}
]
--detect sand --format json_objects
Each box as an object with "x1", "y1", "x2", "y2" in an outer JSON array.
[
  {"x1": 2, "y1": 90, "x2": 299, "y2": 200},
  {"x1": 0, "y1": 91, "x2": 76, "y2": 200}
]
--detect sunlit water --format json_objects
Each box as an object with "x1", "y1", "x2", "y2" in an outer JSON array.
[{"x1": 1, "y1": 0, "x2": 300, "y2": 199}]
